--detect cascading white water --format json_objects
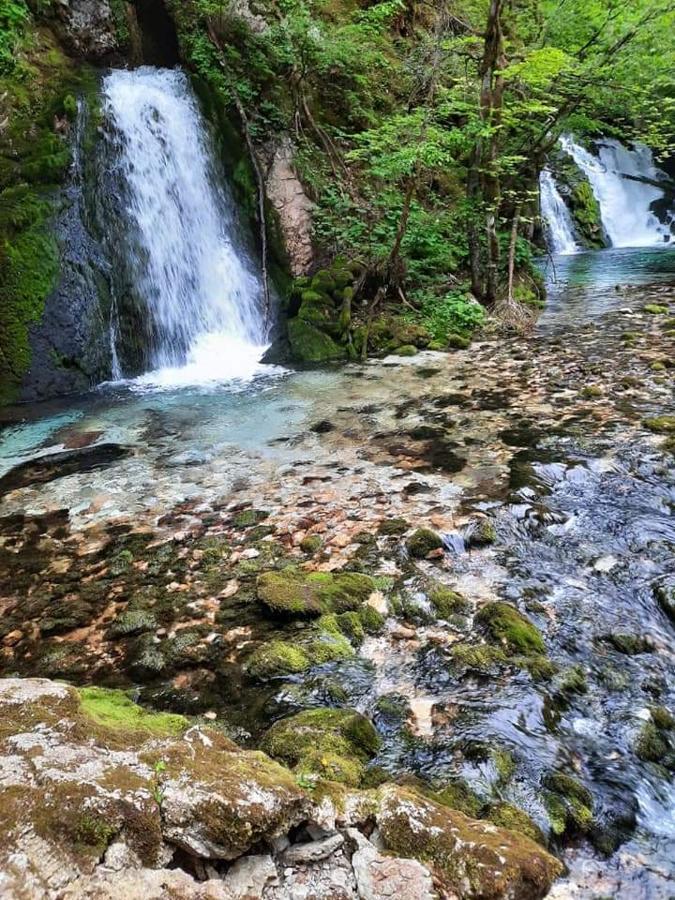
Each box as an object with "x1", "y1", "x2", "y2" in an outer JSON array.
[
  {"x1": 560, "y1": 135, "x2": 671, "y2": 248},
  {"x1": 539, "y1": 168, "x2": 579, "y2": 255},
  {"x1": 102, "y1": 67, "x2": 269, "y2": 386}
]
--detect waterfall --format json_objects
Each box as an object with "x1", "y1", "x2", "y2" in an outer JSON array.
[
  {"x1": 539, "y1": 168, "x2": 579, "y2": 255},
  {"x1": 101, "y1": 67, "x2": 269, "y2": 386},
  {"x1": 560, "y1": 135, "x2": 671, "y2": 248}
]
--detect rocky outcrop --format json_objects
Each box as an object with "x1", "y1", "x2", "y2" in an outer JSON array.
[
  {"x1": 45, "y1": 0, "x2": 126, "y2": 61},
  {"x1": 0, "y1": 677, "x2": 563, "y2": 899},
  {"x1": 266, "y1": 138, "x2": 315, "y2": 277}
]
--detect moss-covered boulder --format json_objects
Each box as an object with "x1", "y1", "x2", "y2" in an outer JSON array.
[
  {"x1": 635, "y1": 706, "x2": 674, "y2": 768},
  {"x1": 542, "y1": 772, "x2": 595, "y2": 838},
  {"x1": 287, "y1": 317, "x2": 346, "y2": 363},
  {"x1": 406, "y1": 528, "x2": 444, "y2": 559},
  {"x1": 376, "y1": 785, "x2": 562, "y2": 899},
  {"x1": 256, "y1": 569, "x2": 376, "y2": 618},
  {"x1": 0, "y1": 677, "x2": 309, "y2": 895},
  {"x1": 643, "y1": 416, "x2": 675, "y2": 434},
  {"x1": 475, "y1": 602, "x2": 545, "y2": 656},
  {"x1": 261, "y1": 707, "x2": 381, "y2": 787}
]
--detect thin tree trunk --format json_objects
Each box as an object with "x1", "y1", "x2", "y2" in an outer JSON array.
[{"x1": 507, "y1": 202, "x2": 521, "y2": 304}]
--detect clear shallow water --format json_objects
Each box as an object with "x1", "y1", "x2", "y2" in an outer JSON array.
[{"x1": 539, "y1": 246, "x2": 675, "y2": 331}]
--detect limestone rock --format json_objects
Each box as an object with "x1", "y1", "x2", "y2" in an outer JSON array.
[
  {"x1": 266, "y1": 138, "x2": 315, "y2": 276},
  {"x1": 49, "y1": 0, "x2": 122, "y2": 59},
  {"x1": 0, "y1": 678, "x2": 307, "y2": 896},
  {"x1": 376, "y1": 785, "x2": 562, "y2": 899},
  {"x1": 349, "y1": 828, "x2": 436, "y2": 900},
  {"x1": 222, "y1": 854, "x2": 279, "y2": 897}
]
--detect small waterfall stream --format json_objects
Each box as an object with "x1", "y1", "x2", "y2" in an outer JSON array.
[
  {"x1": 560, "y1": 135, "x2": 671, "y2": 248},
  {"x1": 102, "y1": 67, "x2": 269, "y2": 386},
  {"x1": 540, "y1": 168, "x2": 579, "y2": 255}
]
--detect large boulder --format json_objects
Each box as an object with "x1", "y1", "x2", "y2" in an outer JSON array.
[
  {"x1": 0, "y1": 678, "x2": 308, "y2": 896},
  {"x1": 376, "y1": 785, "x2": 562, "y2": 900}
]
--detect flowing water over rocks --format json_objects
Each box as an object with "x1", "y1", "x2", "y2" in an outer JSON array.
[{"x1": 0, "y1": 249, "x2": 673, "y2": 897}]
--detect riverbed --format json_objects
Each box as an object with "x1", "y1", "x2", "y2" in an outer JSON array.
[{"x1": 1, "y1": 247, "x2": 673, "y2": 897}]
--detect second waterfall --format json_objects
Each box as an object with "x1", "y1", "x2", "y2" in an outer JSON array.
[{"x1": 101, "y1": 67, "x2": 269, "y2": 386}]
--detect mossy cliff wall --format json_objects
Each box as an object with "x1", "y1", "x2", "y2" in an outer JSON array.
[
  {"x1": 0, "y1": 1, "x2": 128, "y2": 404},
  {"x1": 548, "y1": 147, "x2": 606, "y2": 249}
]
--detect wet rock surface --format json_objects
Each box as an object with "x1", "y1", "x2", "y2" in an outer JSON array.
[
  {"x1": 0, "y1": 274, "x2": 673, "y2": 897},
  {"x1": 0, "y1": 678, "x2": 560, "y2": 899}
]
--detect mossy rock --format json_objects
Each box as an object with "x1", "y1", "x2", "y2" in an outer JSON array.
[
  {"x1": 433, "y1": 780, "x2": 483, "y2": 818},
  {"x1": 377, "y1": 785, "x2": 562, "y2": 897},
  {"x1": 446, "y1": 332, "x2": 471, "y2": 350},
  {"x1": 300, "y1": 534, "x2": 323, "y2": 554},
  {"x1": 287, "y1": 317, "x2": 346, "y2": 363},
  {"x1": 377, "y1": 517, "x2": 409, "y2": 536},
  {"x1": 256, "y1": 569, "x2": 376, "y2": 618},
  {"x1": 643, "y1": 416, "x2": 675, "y2": 434},
  {"x1": 465, "y1": 517, "x2": 497, "y2": 548},
  {"x1": 601, "y1": 633, "x2": 653, "y2": 655},
  {"x1": 488, "y1": 802, "x2": 546, "y2": 846},
  {"x1": 232, "y1": 508, "x2": 269, "y2": 529},
  {"x1": 475, "y1": 602, "x2": 545, "y2": 656},
  {"x1": 393, "y1": 344, "x2": 418, "y2": 357},
  {"x1": 261, "y1": 707, "x2": 380, "y2": 787},
  {"x1": 635, "y1": 707, "x2": 674, "y2": 768},
  {"x1": 359, "y1": 603, "x2": 386, "y2": 635},
  {"x1": 406, "y1": 528, "x2": 443, "y2": 558},
  {"x1": 450, "y1": 642, "x2": 507, "y2": 673},
  {"x1": 429, "y1": 585, "x2": 469, "y2": 618},
  {"x1": 653, "y1": 582, "x2": 675, "y2": 622},
  {"x1": 542, "y1": 772, "x2": 594, "y2": 836},
  {"x1": 245, "y1": 641, "x2": 311, "y2": 680},
  {"x1": 643, "y1": 304, "x2": 668, "y2": 314},
  {"x1": 78, "y1": 687, "x2": 188, "y2": 737}
]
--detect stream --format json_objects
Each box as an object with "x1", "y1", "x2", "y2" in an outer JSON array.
[
  {"x1": 1, "y1": 246, "x2": 673, "y2": 897},
  {"x1": 1, "y1": 62, "x2": 674, "y2": 898}
]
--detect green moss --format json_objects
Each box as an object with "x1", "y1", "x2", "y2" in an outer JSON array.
[
  {"x1": 394, "y1": 344, "x2": 418, "y2": 356},
  {"x1": 493, "y1": 748, "x2": 516, "y2": 784},
  {"x1": 581, "y1": 384, "x2": 603, "y2": 399},
  {"x1": 643, "y1": 416, "x2": 675, "y2": 434},
  {"x1": 232, "y1": 508, "x2": 268, "y2": 528},
  {"x1": 643, "y1": 304, "x2": 668, "y2": 314},
  {"x1": 651, "y1": 706, "x2": 675, "y2": 731},
  {"x1": 336, "y1": 610, "x2": 365, "y2": 644},
  {"x1": 261, "y1": 707, "x2": 380, "y2": 788},
  {"x1": 635, "y1": 708, "x2": 674, "y2": 767},
  {"x1": 488, "y1": 803, "x2": 545, "y2": 845},
  {"x1": 446, "y1": 332, "x2": 471, "y2": 349},
  {"x1": 602, "y1": 633, "x2": 652, "y2": 655},
  {"x1": 559, "y1": 664, "x2": 588, "y2": 695},
  {"x1": 450, "y1": 642, "x2": 507, "y2": 672},
  {"x1": 433, "y1": 780, "x2": 483, "y2": 817},
  {"x1": 569, "y1": 180, "x2": 604, "y2": 247},
  {"x1": 75, "y1": 814, "x2": 118, "y2": 851},
  {"x1": 377, "y1": 517, "x2": 409, "y2": 536},
  {"x1": 543, "y1": 772, "x2": 594, "y2": 835},
  {"x1": 246, "y1": 641, "x2": 310, "y2": 679},
  {"x1": 429, "y1": 585, "x2": 469, "y2": 618},
  {"x1": 406, "y1": 528, "x2": 443, "y2": 558},
  {"x1": 257, "y1": 569, "x2": 376, "y2": 618},
  {"x1": 288, "y1": 317, "x2": 346, "y2": 363},
  {"x1": 475, "y1": 602, "x2": 545, "y2": 656},
  {"x1": 300, "y1": 534, "x2": 323, "y2": 553},
  {"x1": 78, "y1": 687, "x2": 188, "y2": 736},
  {"x1": 465, "y1": 518, "x2": 497, "y2": 547},
  {"x1": 359, "y1": 604, "x2": 386, "y2": 634}
]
